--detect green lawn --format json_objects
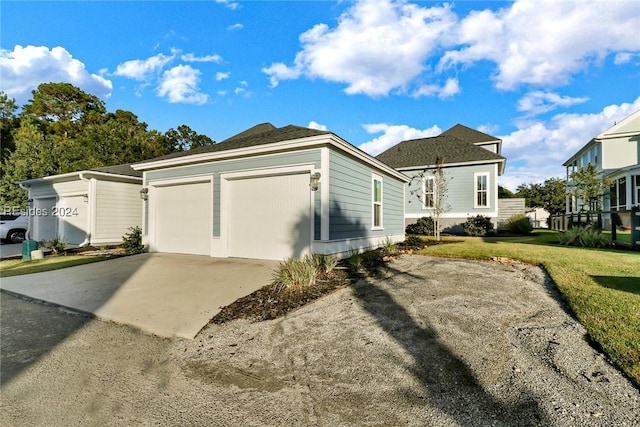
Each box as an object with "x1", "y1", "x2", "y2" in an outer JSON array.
[
  {"x1": 603, "y1": 230, "x2": 633, "y2": 245},
  {"x1": 0, "y1": 255, "x2": 110, "y2": 278},
  {"x1": 416, "y1": 230, "x2": 640, "y2": 385}
]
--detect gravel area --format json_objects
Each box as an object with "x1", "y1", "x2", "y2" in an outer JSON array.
[{"x1": 2, "y1": 255, "x2": 638, "y2": 426}]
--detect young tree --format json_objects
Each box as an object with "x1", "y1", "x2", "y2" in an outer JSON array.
[
  {"x1": 407, "y1": 158, "x2": 451, "y2": 241},
  {"x1": 568, "y1": 164, "x2": 610, "y2": 214}
]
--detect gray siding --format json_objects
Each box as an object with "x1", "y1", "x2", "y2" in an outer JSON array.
[
  {"x1": 404, "y1": 163, "x2": 496, "y2": 216},
  {"x1": 145, "y1": 149, "x2": 322, "y2": 238},
  {"x1": 94, "y1": 180, "x2": 142, "y2": 241},
  {"x1": 329, "y1": 150, "x2": 405, "y2": 240}
]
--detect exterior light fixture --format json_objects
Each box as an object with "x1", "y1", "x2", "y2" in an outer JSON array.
[
  {"x1": 140, "y1": 187, "x2": 149, "y2": 200},
  {"x1": 310, "y1": 172, "x2": 321, "y2": 191}
]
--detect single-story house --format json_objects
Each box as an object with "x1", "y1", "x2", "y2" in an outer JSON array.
[
  {"x1": 132, "y1": 123, "x2": 409, "y2": 260},
  {"x1": 18, "y1": 165, "x2": 142, "y2": 246},
  {"x1": 376, "y1": 124, "x2": 506, "y2": 231}
]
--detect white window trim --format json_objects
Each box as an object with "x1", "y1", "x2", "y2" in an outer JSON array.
[
  {"x1": 474, "y1": 172, "x2": 489, "y2": 209},
  {"x1": 372, "y1": 173, "x2": 383, "y2": 230},
  {"x1": 422, "y1": 176, "x2": 435, "y2": 209}
]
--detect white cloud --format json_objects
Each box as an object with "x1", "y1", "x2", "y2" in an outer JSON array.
[
  {"x1": 181, "y1": 53, "x2": 223, "y2": 63},
  {"x1": 440, "y1": 0, "x2": 640, "y2": 90},
  {"x1": 263, "y1": 0, "x2": 457, "y2": 96},
  {"x1": 265, "y1": 0, "x2": 639, "y2": 97},
  {"x1": 517, "y1": 91, "x2": 589, "y2": 116},
  {"x1": 499, "y1": 96, "x2": 640, "y2": 190},
  {"x1": 216, "y1": 0, "x2": 240, "y2": 10},
  {"x1": 233, "y1": 80, "x2": 251, "y2": 97},
  {"x1": 614, "y1": 52, "x2": 638, "y2": 65},
  {"x1": 157, "y1": 65, "x2": 208, "y2": 105},
  {"x1": 215, "y1": 72, "x2": 230, "y2": 81},
  {"x1": 413, "y1": 77, "x2": 460, "y2": 99},
  {"x1": 228, "y1": 23, "x2": 244, "y2": 31},
  {"x1": 359, "y1": 123, "x2": 442, "y2": 156},
  {"x1": 308, "y1": 121, "x2": 327, "y2": 131},
  {"x1": 0, "y1": 45, "x2": 112, "y2": 104},
  {"x1": 114, "y1": 53, "x2": 173, "y2": 81}
]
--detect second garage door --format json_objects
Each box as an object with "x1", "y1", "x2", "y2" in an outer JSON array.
[
  {"x1": 154, "y1": 181, "x2": 212, "y2": 255},
  {"x1": 227, "y1": 173, "x2": 311, "y2": 260}
]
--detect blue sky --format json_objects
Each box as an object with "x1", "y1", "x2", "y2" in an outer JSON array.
[{"x1": 2, "y1": 0, "x2": 639, "y2": 190}]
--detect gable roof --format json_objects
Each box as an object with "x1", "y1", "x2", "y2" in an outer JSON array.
[
  {"x1": 18, "y1": 163, "x2": 142, "y2": 186},
  {"x1": 441, "y1": 124, "x2": 500, "y2": 144},
  {"x1": 132, "y1": 123, "x2": 409, "y2": 182},
  {"x1": 596, "y1": 109, "x2": 640, "y2": 140},
  {"x1": 135, "y1": 124, "x2": 330, "y2": 164},
  {"x1": 375, "y1": 134, "x2": 506, "y2": 173}
]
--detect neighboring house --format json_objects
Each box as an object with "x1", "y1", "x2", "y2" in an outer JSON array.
[
  {"x1": 376, "y1": 124, "x2": 506, "y2": 232},
  {"x1": 563, "y1": 109, "x2": 640, "y2": 229},
  {"x1": 526, "y1": 207, "x2": 550, "y2": 229},
  {"x1": 132, "y1": 123, "x2": 408, "y2": 260},
  {"x1": 18, "y1": 165, "x2": 142, "y2": 246}
]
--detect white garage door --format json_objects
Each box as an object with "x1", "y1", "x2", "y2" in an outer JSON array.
[
  {"x1": 228, "y1": 173, "x2": 311, "y2": 260},
  {"x1": 154, "y1": 181, "x2": 212, "y2": 255},
  {"x1": 58, "y1": 196, "x2": 88, "y2": 245}
]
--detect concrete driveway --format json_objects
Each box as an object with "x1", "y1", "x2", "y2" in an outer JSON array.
[{"x1": 0, "y1": 253, "x2": 278, "y2": 339}]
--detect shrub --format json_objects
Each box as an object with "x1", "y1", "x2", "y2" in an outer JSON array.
[
  {"x1": 42, "y1": 236, "x2": 66, "y2": 255},
  {"x1": 346, "y1": 249, "x2": 362, "y2": 271},
  {"x1": 578, "y1": 227, "x2": 610, "y2": 248},
  {"x1": 310, "y1": 253, "x2": 338, "y2": 275},
  {"x1": 381, "y1": 236, "x2": 398, "y2": 255},
  {"x1": 557, "y1": 226, "x2": 583, "y2": 245},
  {"x1": 463, "y1": 215, "x2": 494, "y2": 236},
  {"x1": 505, "y1": 214, "x2": 533, "y2": 235},
  {"x1": 406, "y1": 216, "x2": 434, "y2": 235},
  {"x1": 558, "y1": 226, "x2": 610, "y2": 248},
  {"x1": 273, "y1": 255, "x2": 318, "y2": 292},
  {"x1": 404, "y1": 235, "x2": 425, "y2": 248},
  {"x1": 122, "y1": 226, "x2": 145, "y2": 254}
]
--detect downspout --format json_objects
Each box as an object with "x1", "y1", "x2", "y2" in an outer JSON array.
[
  {"x1": 78, "y1": 173, "x2": 92, "y2": 247},
  {"x1": 18, "y1": 182, "x2": 32, "y2": 240}
]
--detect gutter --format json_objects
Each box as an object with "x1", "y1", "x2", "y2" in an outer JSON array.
[{"x1": 77, "y1": 173, "x2": 92, "y2": 247}]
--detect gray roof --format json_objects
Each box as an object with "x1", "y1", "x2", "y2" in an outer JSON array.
[
  {"x1": 91, "y1": 164, "x2": 142, "y2": 178},
  {"x1": 441, "y1": 124, "x2": 499, "y2": 144},
  {"x1": 375, "y1": 134, "x2": 505, "y2": 169},
  {"x1": 137, "y1": 124, "x2": 330, "y2": 164}
]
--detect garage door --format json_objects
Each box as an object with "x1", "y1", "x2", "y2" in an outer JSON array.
[
  {"x1": 58, "y1": 196, "x2": 88, "y2": 245},
  {"x1": 154, "y1": 181, "x2": 212, "y2": 255},
  {"x1": 228, "y1": 173, "x2": 311, "y2": 260}
]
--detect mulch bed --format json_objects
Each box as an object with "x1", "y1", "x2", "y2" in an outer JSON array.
[{"x1": 210, "y1": 242, "x2": 444, "y2": 325}]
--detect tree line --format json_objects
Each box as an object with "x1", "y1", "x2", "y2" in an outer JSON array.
[{"x1": 1, "y1": 83, "x2": 214, "y2": 208}]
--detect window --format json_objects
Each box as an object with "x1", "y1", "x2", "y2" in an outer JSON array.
[
  {"x1": 634, "y1": 175, "x2": 640, "y2": 206},
  {"x1": 610, "y1": 177, "x2": 629, "y2": 210},
  {"x1": 423, "y1": 176, "x2": 435, "y2": 209},
  {"x1": 475, "y1": 173, "x2": 489, "y2": 208},
  {"x1": 372, "y1": 174, "x2": 383, "y2": 229}
]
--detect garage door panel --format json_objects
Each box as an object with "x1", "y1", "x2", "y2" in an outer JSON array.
[
  {"x1": 154, "y1": 181, "x2": 212, "y2": 255},
  {"x1": 228, "y1": 173, "x2": 311, "y2": 260}
]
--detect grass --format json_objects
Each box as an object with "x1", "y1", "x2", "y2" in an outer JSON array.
[
  {"x1": 603, "y1": 230, "x2": 632, "y2": 245},
  {"x1": 0, "y1": 255, "x2": 110, "y2": 278},
  {"x1": 415, "y1": 230, "x2": 640, "y2": 386}
]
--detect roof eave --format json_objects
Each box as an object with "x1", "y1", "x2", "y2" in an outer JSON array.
[{"x1": 18, "y1": 170, "x2": 142, "y2": 186}]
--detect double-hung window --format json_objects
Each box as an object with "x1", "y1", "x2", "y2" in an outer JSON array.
[
  {"x1": 475, "y1": 173, "x2": 489, "y2": 208},
  {"x1": 372, "y1": 174, "x2": 383, "y2": 229},
  {"x1": 423, "y1": 176, "x2": 435, "y2": 209}
]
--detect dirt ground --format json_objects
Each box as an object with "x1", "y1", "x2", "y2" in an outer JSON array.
[{"x1": 1, "y1": 255, "x2": 639, "y2": 426}]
